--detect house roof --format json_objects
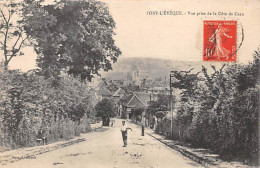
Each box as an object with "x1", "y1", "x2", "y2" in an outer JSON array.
[
  {"x1": 97, "y1": 79, "x2": 108, "y2": 89},
  {"x1": 123, "y1": 94, "x2": 144, "y2": 108},
  {"x1": 120, "y1": 93, "x2": 129, "y2": 101},
  {"x1": 134, "y1": 92, "x2": 151, "y2": 106},
  {"x1": 113, "y1": 88, "x2": 125, "y2": 97},
  {"x1": 152, "y1": 86, "x2": 169, "y2": 90},
  {"x1": 96, "y1": 88, "x2": 112, "y2": 96}
]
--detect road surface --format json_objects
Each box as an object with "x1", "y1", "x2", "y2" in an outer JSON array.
[{"x1": 5, "y1": 119, "x2": 202, "y2": 168}]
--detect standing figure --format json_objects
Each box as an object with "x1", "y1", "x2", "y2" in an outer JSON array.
[
  {"x1": 120, "y1": 121, "x2": 132, "y2": 147},
  {"x1": 37, "y1": 129, "x2": 47, "y2": 145},
  {"x1": 209, "y1": 23, "x2": 233, "y2": 59},
  {"x1": 141, "y1": 124, "x2": 144, "y2": 136},
  {"x1": 107, "y1": 117, "x2": 110, "y2": 126},
  {"x1": 141, "y1": 116, "x2": 145, "y2": 136},
  {"x1": 111, "y1": 118, "x2": 115, "y2": 127}
]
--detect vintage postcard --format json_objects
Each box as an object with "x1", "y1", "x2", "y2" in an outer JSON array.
[{"x1": 0, "y1": 0, "x2": 259, "y2": 168}]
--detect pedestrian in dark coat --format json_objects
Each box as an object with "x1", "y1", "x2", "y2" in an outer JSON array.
[{"x1": 37, "y1": 129, "x2": 47, "y2": 145}]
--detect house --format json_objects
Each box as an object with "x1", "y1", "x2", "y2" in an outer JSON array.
[
  {"x1": 146, "y1": 86, "x2": 170, "y2": 95},
  {"x1": 113, "y1": 87, "x2": 125, "y2": 99},
  {"x1": 108, "y1": 79, "x2": 124, "y2": 86},
  {"x1": 121, "y1": 94, "x2": 144, "y2": 119},
  {"x1": 95, "y1": 88, "x2": 112, "y2": 101},
  {"x1": 95, "y1": 78, "x2": 108, "y2": 91},
  {"x1": 112, "y1": 88, "x2": 126, "y2": 116},
  {"x1": 117, "y1": 93, "x2": 129, "y2": 117},
  {"x1": 134, "y1": 92, "x2": 152, "y2": 106},
  {"x1": 119, "y1": 92, "x2": 153, "y2": 119}
]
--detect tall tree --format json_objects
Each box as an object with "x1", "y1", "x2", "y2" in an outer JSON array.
[
  {"x1": 95, "y1": 98, "x2": 116, "y2": 126},
  {"x1": 23, "y1": 0, "x2": 121, "y2": 81},
  {"x1": 0, "y1": 0, "x2": 28, "y2": 71}
]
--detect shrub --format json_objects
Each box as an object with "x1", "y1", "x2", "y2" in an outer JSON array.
[
  {"x1": 0, "y1": 70, "x2": 94, "y2": 149},
  {"x1": 160, "y1": 49, "x2": 260, "y2": 165},
  {"x1": 95, "y1": 98, "x2": 116, "y2": 126}
]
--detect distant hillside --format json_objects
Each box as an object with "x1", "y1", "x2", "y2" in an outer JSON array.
[{"x1": 101, "y1": 57, "x2": 224, "y2": 80}]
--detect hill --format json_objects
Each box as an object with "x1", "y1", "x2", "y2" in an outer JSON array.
[{"x1": 101, "y1": 57, "x2": 224, "y2": 80}]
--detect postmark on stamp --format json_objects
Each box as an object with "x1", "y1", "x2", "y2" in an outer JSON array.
[{"x1": 203, "y1": 20, "x2": 237, "y2": 62}]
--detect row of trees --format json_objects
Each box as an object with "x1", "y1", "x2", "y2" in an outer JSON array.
[
  {"x1": 0, "y1": 70, "x2": 95, "y2": 148},
  {"x1": 161, "y1": 50, "x2": 259, "y2": 165}
]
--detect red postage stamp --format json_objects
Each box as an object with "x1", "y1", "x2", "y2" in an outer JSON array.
[{"x1": 203, "y1": 20, "x2": 237, "y2": 62}]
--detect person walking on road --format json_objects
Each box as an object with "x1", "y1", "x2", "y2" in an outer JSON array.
[{"x1": 120, "y1": 121, "x2": 132, "y2": 147}]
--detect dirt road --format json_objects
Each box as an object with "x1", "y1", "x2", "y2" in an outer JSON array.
[{"x1": 4, "y1": 119, "x2": 202, "y2": 168}]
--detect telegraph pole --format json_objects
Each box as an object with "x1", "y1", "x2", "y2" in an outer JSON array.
[{"x1": 170, "y1": 72, "x2": 173, "y2": 139}]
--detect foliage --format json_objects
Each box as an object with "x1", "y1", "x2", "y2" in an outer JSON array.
[
  {"x1": 0, "y1": 0, "x2": 120, "y2": 150},
  {"x1": 22, "y1": 0, "x2": 121, "y2": 81},
  {"x1": 0, "y1": 70, "x2": 94, "y2": 149},
  {"x1": 95, "y1": 98, "x2": 116, "y2": 118},
  {"x1": 163, "y1": 49, "x2": 260, "y2": 165},
  {"x1": 146, "y1": 94, "x2": 173, "y2": 118},
  {"x1": 0, "y1": 0, "x2": 28, "y2": 70},
  {"x1": 131, "y1": 106, "x2": 145, "y2": 122}
]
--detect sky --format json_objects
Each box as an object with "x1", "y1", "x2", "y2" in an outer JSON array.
[{"x1": 3, "y1": 0, "x2": 260, "y2": 71}]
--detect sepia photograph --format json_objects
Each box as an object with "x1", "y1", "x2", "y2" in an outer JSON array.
[{"x1": 0, "y1": 0, "x2": 259, "y2": 168}]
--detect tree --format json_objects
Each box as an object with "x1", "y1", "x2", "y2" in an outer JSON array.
[
  {"x1": 0, "y1": 1, "x2": 28, "y2": 71},
  {"x1": 146, "y1": 94, "x2": 172, "y2": 116},
  {"x1": 95, "y1": 98, "x2": 116, "y2": 126},
  {"x1": 145, "y1": 94, "x2": 174, "y2": 128},
  {"x1": 0, "y1": 70, "x2": 95, "y2": 148},
  {"x1": 23, "y1": 0, "x2": 121, "y2": 81},
  {"x1": 171, "y1": 69, "x2": 201, "y2": 102},
  {"x1": 131, "y1": 106, "x2": 144, "y2": 123},
  {"x1": 167, "y1": 49, "x2": 260, "y2": 165}
]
